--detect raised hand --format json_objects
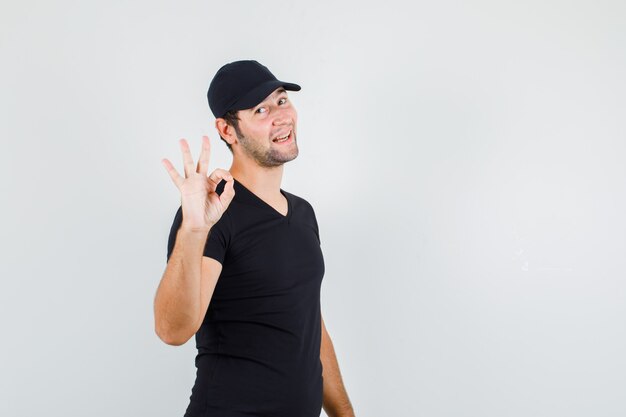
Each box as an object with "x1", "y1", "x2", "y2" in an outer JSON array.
[{"x1": 162, "y1": 136, "x2": 235, "y2": 231}]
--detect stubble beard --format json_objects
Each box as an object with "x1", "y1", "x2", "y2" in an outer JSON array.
[{"x1": 237, "y1": 131, "x2": 299, "y2": 168}]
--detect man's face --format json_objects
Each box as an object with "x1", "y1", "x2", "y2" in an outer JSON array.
[{"x1": 233, "y1": 87, "x2": 299, "y2": 167}]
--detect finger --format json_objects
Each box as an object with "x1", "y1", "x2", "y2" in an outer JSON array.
[
  {"x1": 161, "y1": 158, "x2": 184, "y2": 189},
  {"x1": 196, "y1": 136, "x2": 211, "y2": 175},
  {"x1": 179, "y1": 138, "x2": 196, "y2": 178},
  {"x1": 207, "y1": 168, "x2": 234, "y2": 191},
  {"x1": 219, "y1": 177, "x2": 236, "y2": 209}
]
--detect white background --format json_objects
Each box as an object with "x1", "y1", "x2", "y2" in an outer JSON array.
[{"x1": 2, "y1": 1, "x2": 625, "y2": 416}]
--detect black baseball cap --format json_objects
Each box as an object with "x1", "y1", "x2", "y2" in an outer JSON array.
[{"x1": 207, "y1": 60, "x2": 301, "y2": 119}]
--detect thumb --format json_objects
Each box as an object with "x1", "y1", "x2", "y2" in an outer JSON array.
[{"x1": 219, "y1": 179, "x2": 236, "y2": 209}]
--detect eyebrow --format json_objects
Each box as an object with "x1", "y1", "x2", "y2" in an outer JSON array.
[{"x1": 253, "y1": 88, "x2": 288, "y2": 109}]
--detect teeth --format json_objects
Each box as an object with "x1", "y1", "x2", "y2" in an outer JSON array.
[{"x1": 274, "y1": 131, "x2": 291, "y2": 142}]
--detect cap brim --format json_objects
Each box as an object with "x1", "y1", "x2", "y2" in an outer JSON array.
[{"x1": 230, "y1": 80, "x2": 301, "y2": 113}]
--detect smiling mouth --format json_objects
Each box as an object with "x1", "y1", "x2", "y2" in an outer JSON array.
[{"x1": 272, "y1": 130, "x2": 292, "y2": 143}]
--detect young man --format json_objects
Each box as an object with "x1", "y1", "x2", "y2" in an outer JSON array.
[{"x1": 155, "y1": 60, "x2": 355, "y2": 417}]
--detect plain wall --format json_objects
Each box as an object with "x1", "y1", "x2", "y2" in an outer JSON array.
[{"x1": 1, "y1": 0, "x2": 625, "y2": 416}]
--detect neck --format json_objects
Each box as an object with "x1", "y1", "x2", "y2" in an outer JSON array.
[{"x1": 229, "y1": 157, "x2": 285, "y2": 198}]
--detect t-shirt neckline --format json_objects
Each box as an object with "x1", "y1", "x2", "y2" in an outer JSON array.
[{"x1": 233, "y1": 178, "x2": 291, "y2": 220}]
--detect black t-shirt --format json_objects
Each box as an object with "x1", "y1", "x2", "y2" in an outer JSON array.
[{"x1": 166, "y1": 178, "x2": 325, "y2": 417}]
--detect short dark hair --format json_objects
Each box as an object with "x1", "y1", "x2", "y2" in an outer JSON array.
[{"x1": 219, "y1": 109, "x2": 242, "y2": 154}]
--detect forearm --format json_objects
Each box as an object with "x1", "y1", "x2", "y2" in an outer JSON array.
[
  {"x1": 154, "y1": 226, "x2": 210, "y2": 345},
  {"x1": 321, "y1": 319, "x2": 356, "y2": 417}
]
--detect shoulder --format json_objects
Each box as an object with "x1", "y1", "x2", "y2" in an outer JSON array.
[{"x1": 283, "y1": 189, "x2": 317, "y2": 215}]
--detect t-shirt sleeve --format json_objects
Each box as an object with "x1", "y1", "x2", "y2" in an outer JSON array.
[
  {"x1": 203, "y1": 213, "x2": 231, "y2": 264},
  {"x1": 310, "y1": 203, "x2": 321, "y2": 245},
  {"x1": 166, "y1": 206, "x2": 183, "y2": 262},
  {"x1": 166, "y1": 205, "x2": 231, "y2": 265}
]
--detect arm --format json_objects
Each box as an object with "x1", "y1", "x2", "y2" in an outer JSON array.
[
  {"x1": 153, "y1": 226, "x2": 213, "y2": 346},
  {"x1": 156, "y1": 137, "x2": 233, "y2": 346},
  {"x1": 320, "y1": 313, "x2": 356, "y2": 417}
]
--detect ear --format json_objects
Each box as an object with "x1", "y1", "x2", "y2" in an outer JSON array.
[{"x1": 215, "y1": 118, "x2": 238, "y2": 146}]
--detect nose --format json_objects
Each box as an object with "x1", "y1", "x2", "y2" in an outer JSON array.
[
  {"x1": 272, "y1": 107, "x2": 291, "y2": 126},
  {"x1": 272, "y1": 115, "x2": 289, "y2": 126}
]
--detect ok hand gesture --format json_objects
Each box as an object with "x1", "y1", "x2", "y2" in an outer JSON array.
[{"x1": 162, "y1": 136, "x2": 235, "y2": 231}]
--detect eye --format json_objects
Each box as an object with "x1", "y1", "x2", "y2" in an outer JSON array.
[{"x1": 255, "y1": 97, "x2": 287, "y2": 114}]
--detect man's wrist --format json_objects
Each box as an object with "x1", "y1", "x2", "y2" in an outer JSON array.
[{"x1": 178, "y1": 224, "x2": 212, "y2": 234}]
